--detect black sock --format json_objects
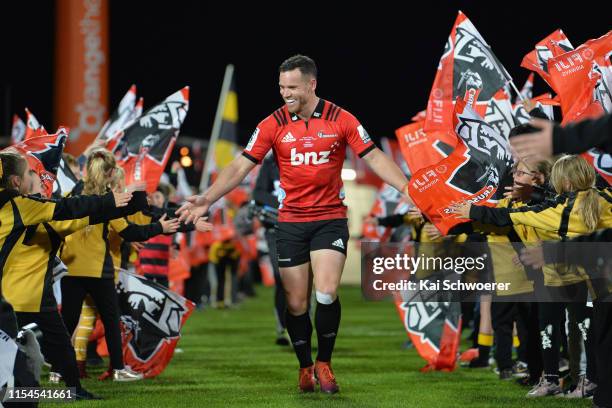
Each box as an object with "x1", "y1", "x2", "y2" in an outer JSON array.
[
  {"x1": 285, "y1": 311, "x2": 313, "y2": 368},
  {"x1": 315, "y1": 297, "x2": 341, "y2": 363},
  {"x1": 478, "y1": 344, "x2": 491, "y2": 361}
]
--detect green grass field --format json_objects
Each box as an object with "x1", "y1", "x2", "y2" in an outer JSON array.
[{"x1": 49, "y1": 285, "x2": 590, "y2": 407}]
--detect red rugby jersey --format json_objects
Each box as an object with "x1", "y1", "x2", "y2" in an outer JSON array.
[{"x1": 242, "y1": 99, "x2": 375, "y2": 222}]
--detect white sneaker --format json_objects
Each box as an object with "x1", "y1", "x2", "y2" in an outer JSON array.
[
  {"x1": 526, "y1": 376, "x2": 561, "y2": 397},
  {"x1": 48, "y1": 371, "x2": 62, "y2": 384},
  {"x1": 113, "y1": 367, "x2": 143, "y2": 382},
  {"x1": 562, "y1": 375, "x2": 597, "y2": 398}
]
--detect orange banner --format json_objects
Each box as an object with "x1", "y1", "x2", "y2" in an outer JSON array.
[{"x1": 55, "y1": 0, "x2": 109, "y2": 155}]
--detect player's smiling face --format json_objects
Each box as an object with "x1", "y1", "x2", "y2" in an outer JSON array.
[{"x1": 279, "y1": 69, "x2": 316, "y2": 115}]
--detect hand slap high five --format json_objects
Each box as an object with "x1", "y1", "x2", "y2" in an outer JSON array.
[{"x1": 176, "y1": 195, "x2": 211, "y2": 224}]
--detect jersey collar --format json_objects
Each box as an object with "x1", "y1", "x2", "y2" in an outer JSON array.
[{"x1": 290, "y1": 99, "x2": 326, "y2": 122}]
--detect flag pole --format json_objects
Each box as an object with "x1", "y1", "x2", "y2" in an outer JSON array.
[
  {"x1": 199, "y1": 64, "x2": 234, "y2": 191},
  {"x1": 509, "y1": 80, "x2": 525, "y2": 102}
]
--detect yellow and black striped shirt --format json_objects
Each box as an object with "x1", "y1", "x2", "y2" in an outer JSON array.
[
  {"x1": 471, "y1": 190, "x2": 612, "y2": 286},
  {"x1": 1, "y1": 187, "x2": 149, "y2": 311},
  {"x1": 2, "y1": 218, "x2": 89, "y2": 312},
  {"x1": 0, "y1": 188, "x2": 119, "y2": 279}
]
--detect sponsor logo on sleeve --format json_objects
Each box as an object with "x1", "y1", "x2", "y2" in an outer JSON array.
[
  {"x1": 357, "y1": 125, "x2": 371, "y2": 144},
  {"x1": 245, "y1": 128, "x2": 260, "y2": 151}
]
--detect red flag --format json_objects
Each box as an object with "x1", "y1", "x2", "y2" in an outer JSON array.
[
  {"x1": 395, "y1": 121, "x2": 455, "y2": 175},
  {"x1": 521, "y1": 29, "x2": 574, "y2": 86},
  {"x1": 547, "y1": 31, "x2": 612, "y2": 124},
  {"x1": 115, "y1": 87, "x2": 189, "y2": 192},
  {"x1": 6, "y1": 128, "x2": 68, "y2": 197},
  {"x1": 424, "y1": 11, "x2": 510, "y2": 134},
  {"x1": 409, "y1": 99, "x2": 513, "y2": 235},
  {"x1": 24, "y1": 108, "x2": 47, "y2": 139}
]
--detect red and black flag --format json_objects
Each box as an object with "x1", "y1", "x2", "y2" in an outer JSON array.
[
  {"x1": 97, "y1": 84, "x2": 138, "y2": 142},
  {"x1": 116, "y1": 270, "x2": 194, "y2": 378},
  {"x1": 7, "y1": 128, "x2": 68, "y2": 197},
  {"x1": 106, "y1": 96, "x2": 144, "y2": 158},
  {"x1": 484, "y1": 89, "x2": 516, "y2": 139},
  {"x1": 409, "y1": 99, "x2": 514, "y2": 235},
  {"x1": 521, "y1": 29, "x2": 574, "y2": 87},
  {"x1": 424, "y1": 11, "x2": 511, "y2": 135},
  {"x1": 114, "y1": 87, "x2": 190, "y2": 192},
  {"x1": 395, "y1": 297, "x2": 462, "y2": 371}
]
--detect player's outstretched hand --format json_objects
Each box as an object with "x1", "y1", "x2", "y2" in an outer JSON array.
[{"x1": 176, "y1": 195, "x2": 210, "y2": 224}]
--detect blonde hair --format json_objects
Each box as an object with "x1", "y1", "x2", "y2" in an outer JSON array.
[
  {"x1": 550, "y1": 155, "x2": 600, "y2": 232},
  {"x1": 110, "y1": 166, "x2": 126, "y2": 192},
  {"x1": 83, "y1": 148, "x2": 116, "y2": 196}
]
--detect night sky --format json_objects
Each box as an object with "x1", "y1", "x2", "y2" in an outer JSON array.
[{"x1": 1, "y1": 1, "x2": 610, "y2": 147}]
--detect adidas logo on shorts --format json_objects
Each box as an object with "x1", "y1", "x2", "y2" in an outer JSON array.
[
  {"x1": 331, "y1": 239, "x2": 344, "y2": 249},
  {"x1": 281, "y1": 132, "x2": 296, "y2": 143}
]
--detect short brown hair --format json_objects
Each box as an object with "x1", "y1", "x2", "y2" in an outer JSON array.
[{"x1": 279, "y1": 55, "x2": 317, "y2": 79}]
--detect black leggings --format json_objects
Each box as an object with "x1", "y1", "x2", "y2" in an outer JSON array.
[
  {"x1": 16, "y1": 310, "x2": 81, "y2": 389},
  {"x1": 492, "y1": 301, "x2": 541, "y2": 378},
  {"x1": 60, "y1": 276, "x2": 124, "y2": 370},
  {"x1": 185, "y1": 262, "x2": 209, "y2": 306},
  {"x1": 593, "y1": 298, "x2": 612, "y2": 407},
  {"x1": 266, "y1": 228, "x2": 286, "y2": 332},
  {"x1": 538, "y1": 282, "x2": 593, "y2": 378}
]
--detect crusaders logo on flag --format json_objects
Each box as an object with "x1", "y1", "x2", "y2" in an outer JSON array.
[
  {"x1": 116, "y1": 271, "x2": 194, "y2": 378},
  {"x1": 453, "y1": 26, "x2": 508, "y2": 101}
]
